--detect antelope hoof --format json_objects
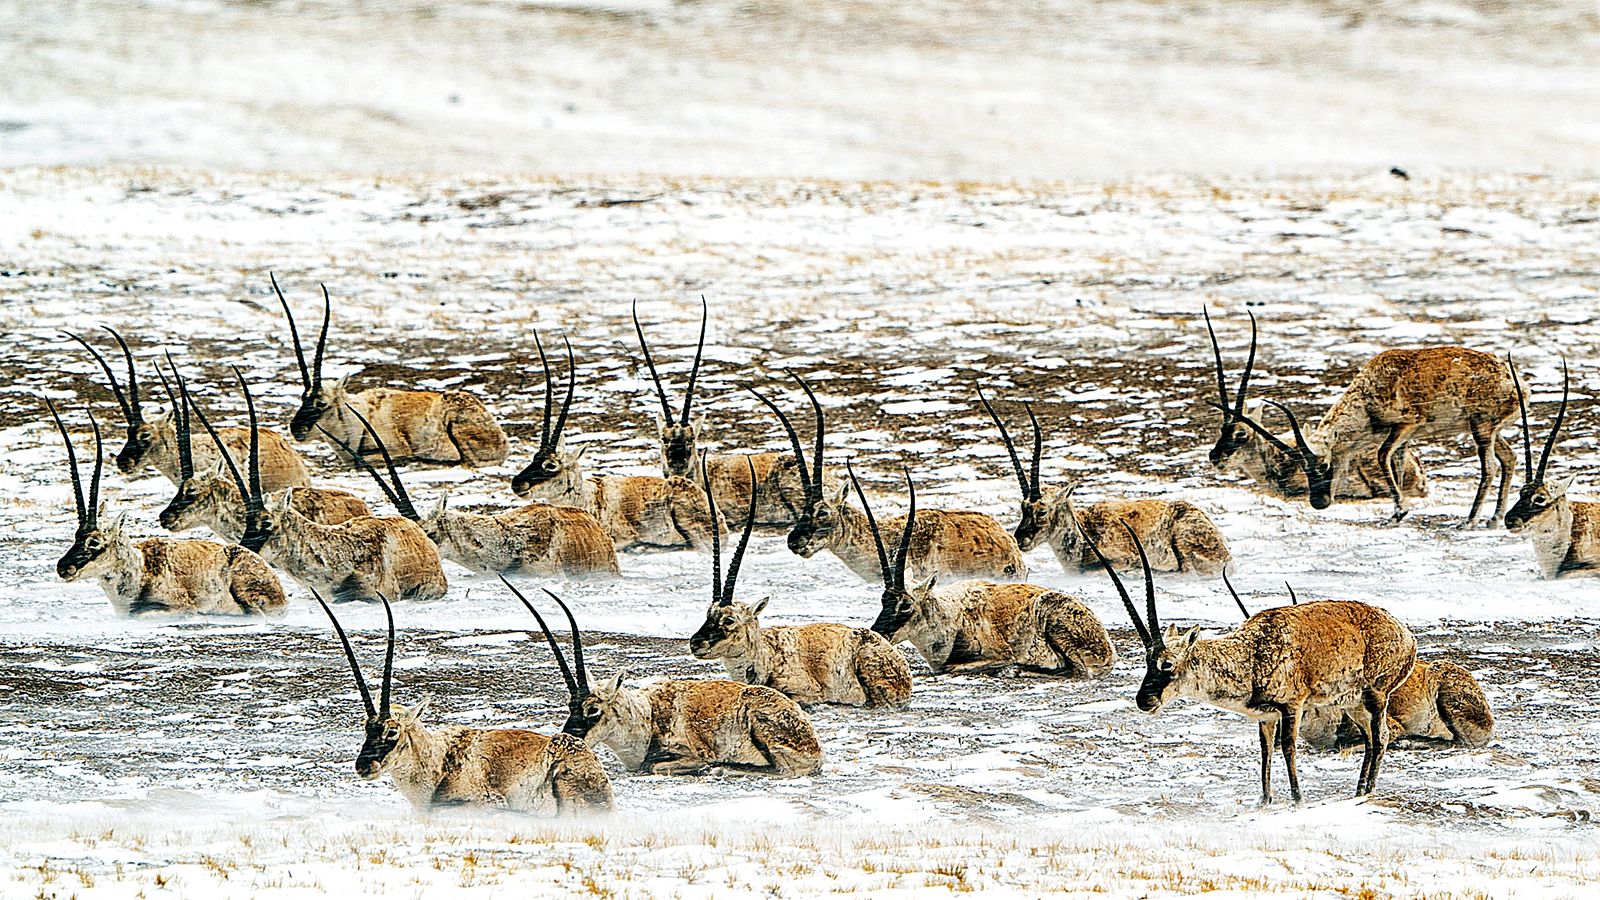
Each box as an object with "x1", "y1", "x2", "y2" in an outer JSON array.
[{"x1": 1387, "y1": 509, "x2": 1410, "y2": 525}]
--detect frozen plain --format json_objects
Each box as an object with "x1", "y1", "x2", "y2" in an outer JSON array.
[{"x1": 4, "y1": 0, "x2": 1600, "y2": 897}]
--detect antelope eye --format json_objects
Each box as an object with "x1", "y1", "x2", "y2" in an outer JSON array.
[
  {"x1": 721, "y1": 616, "x2": 734, "y2": 626},
  {"x1": 542, "y1": 460, "x2": 558, "y2": 472}
]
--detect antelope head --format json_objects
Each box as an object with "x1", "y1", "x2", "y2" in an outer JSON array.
[
  {"x1": 63, "y1": 327, "x2": 158, "y2": 475},
  {"x1": 857, "y1": 465, "x2": 934, "y2": 641},
  {"x1": 188, "y1": 369, "x2": 274, "y2": 552},
  {"x1": 1087, "y1": 519, "x2": 1196, "y2": 713},
  {"x1": 751, "y1": 373, "x2": 830, "y2": 556},
  {"x1": 689, "y1": 458, "x2": 762, "y2": 659},
  {"x1": 503, "y1": 577, "x2": 603, "y2": 738},
  {"x1": 49, "y1": 400, "x2": 117, "y2": 582},
  {"x1": 1203, "y1": 308, "x2": 1260, "y2": 471},
  {"x1": 511, "y1": 333, "x2": 582, "y2": 498},
  {"x1": 1505, "y1": 358, "x2": 1572, "y2": 533},
  {"x1": 156, "y1": 355, "x2": 213, "y2": 531},
  {"x1": 977, "y1": 385, "x2": 1052, "y2": 550},
  {"x1": 635, "y1": 298, "x2": 708, "y2": 478},
  {"x1": 1225, "y1": 398, "x2": 1335, "y2": 509},
  {"x1": 314, "y1": 591, "x2": 422, "y2": 781},
  {"x1": 273, "y1": 274, "x2": 345, "y2": 441}
]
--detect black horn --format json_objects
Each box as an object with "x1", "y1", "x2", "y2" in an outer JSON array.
[
  {"x1": 502, "y1": 577, "x2": 591, "y2": 736},
  {"x1": 633, "y1": 300, "x2": 676, "y2": 423},
  {"x1": 1535, "y1": 358, "x2": 1570, "y2": 485},
  {"x1": 847, "y1": 461, "x2": 893, "y2": 590},
  {"x1": 319, "y1": 404, "x2": 420, "y2": 521},
  {"x1": 312, "y1": 587, "x2": 379, "y2": 719}
]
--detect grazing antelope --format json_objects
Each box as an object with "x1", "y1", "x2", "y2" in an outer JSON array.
[
  {"x1": 274, "y1": 275, "x2": 508, "y2": 466},
  {"x1": 63, "y1": 328, "x2": 309, "y2": 491},
  {"x1": 754, "y1": 376, "x2": 1025, "y2": 583},
  {"x1": 1203, "y1": 311, "x2": 1428, "y2": 502},
  {"x1": 328, "y1": 403, "x2": 621, "y2": 578},
  {"x1": 1302, "y1": 660, "x2": 1495, "y2": 752},
  {"x1": 510, "y1": 581, "x2": 824, "y2": 777},
  {"x1": 48, "y1": 402, "x2": 286, "y2": 617},
  {"x1": 1094, "y1": 522, "x2": 1416, "y2": 804},
  {"x1": 861, "y1": 467, "x2": 1114, "y2": 677},
  {"x1": 206, "y1": 372, "x2": 448, "y2": 604},
  {"x1": 317, "y1": 592, "x2": 613, "y2": 814},
  {"x1": 980, "y1": 388, "x2": 1229, "y2": 576},
  {"x1": 689, "y1": 460, "x2": 913, "y2": 706},
  {"x1": 1504, "y1": 362, "x2": 1600, "y2": 577},
  {"x1": 156, "y1": 360, "x2": 371, "y2": 538},
  {"x1": 509, "y1": 335, "x2": 723, "y2": 553},
  {"x1": 635, "y1": 301, "x2": 809, "y2": 526}
]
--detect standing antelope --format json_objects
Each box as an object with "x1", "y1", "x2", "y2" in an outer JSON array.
[
  {"x1": 861, "y1": 467, "x2": 1114, "y2": 677},
  {"x1": 689, "y1": 460, "x2": 913, "y2": 706},
  {"x1": 63, "y1": 328, "x2": 309, "y2": 491},
  {"x1": 1504, "y1": 362, "x2": 1600, "y2": 577},
  {"x1": 509, "y1": 335, "x2": 723, "y2": 553},
  {"x1": 635, "y1": 300, "x2": 809, "y2": 526},
  {"x1": 754, "y1": 375, "x2": 1025, "y2": 583},
  {"x1": 328, "y1": 402, "x2": 621, "y2": 578},
  {"x1": 1094, "y1": 522, "x2": 1416, "y2": 804},
  {"x1": 49, "y1": 402, "x2": 286, "y2": 617},
  {"x1": 157, "y1": 359, "x2": 371, "y2": 538},
  {"x1": 274, "y1": 275, "x2": 509, "y2": 466},
  {"x1": 1203, "y1": 310, "x2": 1428, "y2": 502},
  {"x1": 207, "y1": 372, "x2": 448, "y2": 604},
  {"x1": 509, "y1": 581, "x2": 824, "y2": 777},
  {"x1": 317, "y1": 592, "x2": 613, "y2": 814},
  {"x1": 980, "y1": 388, "x2": 1229, "y2": 576}
]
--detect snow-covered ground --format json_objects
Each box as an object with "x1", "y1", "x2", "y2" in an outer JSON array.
[{"x1": 0, "y1": 169, "x2": 1597, "y2": 897}]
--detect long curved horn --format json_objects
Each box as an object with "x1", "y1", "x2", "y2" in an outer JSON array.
[
  {"x1": 61, "y1": 331, "x2": 137, "y2": 428},
  {"x1": 1262, "y1": 399, "x2": 1315, "y2": 462},
  {"x1": 311, "y1": 285, "x2": 331, "y2": 390},
  {"x1": 535, "y1": 332, "x2": 555, "y2": 452},
  {"x1": 846, "y1": 461, "x2": 892, "y2": 590},
  {"x1": 704, "y1": 458, "x2": 723, "y2": 603},
  {"x1": 977, "y1": 385, "x2": 1031, "y2": 501},
  {"x1": 312, "y1": 587, "x2": 377, "y2": 719},
  {"x1": 632, "y1": 301, "x2": 675, "y2": 422},
  {"x1": 159, "y1": 354, "x2": 193, "y2": 483},
  {"x1": 230, "y1": 367, "x2": 262, "y2": 507},
  {"x1": 1222, "y1": 568, "x2": 1249, "y2": 619},
  {"x1": 1024, "y1": 400, "x2": 1043, "y2": 503},
  {"x1": 272, "y1": 273, "x2": 312, "y2": 392},
  {"x1": 329, "y1": 403, "x2": 420, "y2": 521},
  {"x1": 187, "y1": 390, "x2": 251, "y2": 509},
  {"x1": 101, "y1": 327, "x2": 143, "y2": 427},
  {"x1": 501, "y1": 576, "x2": 581, "y2": 700},
  {"x1": 1119, "y1": 520, "x2": 1160, "y2": 643},
  {"x1": 554, "y1": 336, "x2": 576, "y2": 450},
  {"x1": 376, "y1": 593, "x2": 395, "y2": 719},
  {"x1": 790, "y1": 372, "x2": 825, "y2": 500},
  {"x1": 1285, "y1": 582, "x2": 1299, "y2": 605},
  {"x1": 1535, "y1": 358, "x2": 1570, "y2": 485},
  {"x1": 680, "y1": 296, "x2": 708, "y2": 427},
  {"x1": 46, "y1": 399, "x2": 90, "y2": 527},
  {"x1": 749, "y1": 385, "x2": 811, "y2": 496},
  {"x1": 1510, "y1": 358, "x2": 1534, "y2": 483},
  {"x1": 891, "y1": 468, "x2": 916, "y2": 593},
  {"x1": 1232, "y1": 311, "x2": 1258, "y2": 417},
  {"x1": 1080, "y1": 518, "x2": 1152, "y2": 649},
  {"x1": 1204, "y1": 307, "x2": 1231, "y2": 409},
  {"x1": 720, "y1": 457, "x2": 759, "y2": 604}
]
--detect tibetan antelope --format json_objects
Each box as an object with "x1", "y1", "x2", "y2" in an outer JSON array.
[
  {"x1": 157, "y1": 360, "x2": 371, "y2": 538},
  {"x1": 509, "y1": 335, "x2": 722, "y2": 553},
  {"x1": 509, "y1": 581, "x2": 824, "y2": 777},
  {"x1": 1095, "y1": 522, "x2": 1415, "y2": 804},
  {"x1": 274, "y1": 275, "x2": 509, "y2": 466},
  {"x1": 1203, "y1": 311, "x2": 1428, "y2": 502},
  {"x1": 49, "y1": 402, "x2": 286, "y2": 617},
  {"x1": 860, "y1": 467, "x2": 1114, "y2": 677},
  {"x1": 980, "y1": 387, "x2": 1229, "y2": 576},
  {"x1": 1504, "y1": 361, "x2": 1600, "y2": 577},
  {"x1": 689, "y1": 460, "x2": 913, "y2": 706},
  {"x1": 317, "y1": 592, "x2": 613, "y2": 813},
  {"x1": 1223, "y1": 583, "x2": 1492, "y2": 753},
  {"x1": 206, "y1": 373, "x2": 448, "y2": 604},
  {"x1": 63, "y1": 328, "x2": 309, "y2": 491},
  {"x1": 328, "y1": 403, "x2": 621, "y2": 578},
  {"x1": 635, "y1": 301, "x2": 809, "y2": 526},
  {"x1": 754, "y1": 376, "x2": 1025, "y2": 583}
]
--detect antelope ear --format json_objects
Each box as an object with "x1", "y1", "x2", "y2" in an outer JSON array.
[
  {"x1": 330, "y1": 375, "x2": 351, "y2": 396},
  {"x1": 655, "y1": 414, "x2": 668, "y2": 438},
  {"x1": 403, "y1": 696, "x2": 431, "y2": 722},
  {"x1": 273, "y1": 487, "x2": 294, "y2": 512},
  {"x1": 690, "y1": 414, "x2": 707, "y2": 438},
  {"x1": 1549, "y1": 472, "x2": 1578, "y2": 497},
  {"x1": 826, "y1": 480, "x2": 848, "y2": 506},
  {"x1": 598, "y1": 669, "x2": 627, "y2": 697},
  {"x1": 912, "y1": 574, "x2": 938, "y2": 596},
  {"x1": 751, "y1": 595, "x2": 771, "y2": 617},
  {"x1": 426, "y1": 493, "x2": 447, "y2": 522},
  {"x1": 105, "y1": 509, "x2": 127, "y2": 537},
  {"x1": 1244, "y1": 400, "x2": 1265, "y2": 420},
  {"x1": 1180, "y1": 626, "x2": 1200, "y2": 650},
  {"x1": 570, "y1": 443, "x2": 589, "y2": 463}
]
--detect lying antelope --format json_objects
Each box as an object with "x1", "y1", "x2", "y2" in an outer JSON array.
[
  {"x1": 861, "y1": 468, "x2": 1114, "y2": 677},
  {"x1": 64, "y1": 328, "x2": 309, "y2": 491},
  {"x1": 755, "y1": 375, "x2": 1025, "y2": 583},
  {"x1": 509, "y1": 335, "x2": 722, "y2": 553},
  {"x1": 274, "y1": 274, "x2": 509, "y2": 466},
  {"x1": 156, "y1": 359, "x2": 371, "y2": 538},
  {"x1": 1504, "y1": 361, "x2": 1600, "y2": 577},
  {"x1": 207, "y1": 373, "x2": 448, "y2": 604},
  {"x1": 317, "y1": 591, "x2": 613, "y2": 814},
  {"x1": 511, "y1": 581, "x2": 824, "y2": 777},
  {"x1": 635, "y1": 300, "x2": 809, "y2": 526},
  {"x1": 1096, "y1": 523, "x2": 1415, "y2": 804},
  {"x1": 328, "y1": 403, "x2": 621, "y2": 578},
  {"x1": 689, "y1": 460, "x2": 913, "y2": 706},
  {"x1": 1202, "y1": 310, "x2": 1427, "y2": 501},
  {"x1": 980, "y1": 387, "x2": 1229, "y2": 576},
  {"x1": 49, "y1": 402, "x2": 286, "y2": 617}
]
